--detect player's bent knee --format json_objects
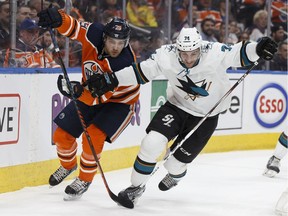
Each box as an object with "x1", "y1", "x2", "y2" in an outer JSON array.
[
  {"x1": 53, "y1": 127, "x2": 75, "y2": 146},
  {"x1": 138, "y1": 131, "x2": 168, "y2": 162},
  {"x1": 164, "y1": 155, "x2": 187, "y2": 175}
]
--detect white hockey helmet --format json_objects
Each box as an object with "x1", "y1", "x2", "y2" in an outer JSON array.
[{"x1": 176, "y1": 27, "x2": 202, "y2": 51}]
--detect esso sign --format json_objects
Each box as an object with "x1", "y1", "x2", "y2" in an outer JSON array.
[{"x1": 254, "y1": 83, "x2": 287, "y2": 128}]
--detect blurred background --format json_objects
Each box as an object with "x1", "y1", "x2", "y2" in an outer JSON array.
[{"x1": 0, "y1": 0, "x2": 287, "y2": 71}]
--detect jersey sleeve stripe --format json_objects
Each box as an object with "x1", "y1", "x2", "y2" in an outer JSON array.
[
  {"x1": 240, "y1": 41, "x2": 253, "y2": 67},
  {"x1": 110, "y1": 85, "x2": 140, "y2": 99},
  {"x1": 61, "y1": 15, "x2": 73, "y2": 35},
  {"x1": 67, "y1": 19, "x2": 77, "y2": 38},
  {"x1": 132, "y1": 63, "x2": 149, "y2": 84}
]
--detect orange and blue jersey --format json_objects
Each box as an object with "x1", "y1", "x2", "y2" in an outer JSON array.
[{"x1": 56, "y1": 10, "x2": 140, "y2": 105}]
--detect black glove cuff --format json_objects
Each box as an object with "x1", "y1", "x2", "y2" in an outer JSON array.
[
  {"x1": 37, "y1": 7, "x2": 62, "y2": 28},
  {"x1": 71, "y1": 81, "x2": 84, "y2": 98},
  {"x1": 256, "y1": 37, "x2": 278, "y2": 61}
]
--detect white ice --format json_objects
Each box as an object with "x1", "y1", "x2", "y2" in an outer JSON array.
[{"x1": 0, "y1": 150, "x2": 287, "y2": 216}]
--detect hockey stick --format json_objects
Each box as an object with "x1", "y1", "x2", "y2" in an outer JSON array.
[
  {"x1": 146, "y1": 60, "x2": 260, "y2": 184},
  {"x1": 118, "y1": 61, "x2": 260, "y2": 208},
  {"x1": 168, "y1": 60, "x2": 260, "y2": 156},
  {"x1": 48, "y1": 28, "x2": 133, "y2": 209}
]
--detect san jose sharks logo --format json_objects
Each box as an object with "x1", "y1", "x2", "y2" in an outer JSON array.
[
  {"x1": 177, "y1": 75, "x2": 211, "y2": 101},
  {"x1": 165, "y1": 44, "x2": 177, "y2": 53}
]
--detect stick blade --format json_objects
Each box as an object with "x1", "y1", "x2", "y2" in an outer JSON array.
[{"x1": 109, "y1": 191, "x2": 134, "y2": 209}]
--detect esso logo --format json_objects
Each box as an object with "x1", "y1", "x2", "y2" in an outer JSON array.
[{"x1": 253, "y1": 83, "x2": 287, "y2": 128}]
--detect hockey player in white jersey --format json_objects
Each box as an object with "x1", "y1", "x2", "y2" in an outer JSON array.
[
  {"x1": 96, "y1": 27, "x2": 278, "y2": 207},
  {"x1": 263, "y1": 129, "x2": 288, "y2": 177}
]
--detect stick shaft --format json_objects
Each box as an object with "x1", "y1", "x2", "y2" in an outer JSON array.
[
  {"x1": 141, "y1": 60, "x2": 259, "y2": 187},
  {"x1": 49, "y1": 28, "x2": 119, "y2": 203}
]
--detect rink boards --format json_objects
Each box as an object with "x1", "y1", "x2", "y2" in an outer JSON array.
[{"x1": 0, "y1": 68, "x2": 287, "y2": 193}]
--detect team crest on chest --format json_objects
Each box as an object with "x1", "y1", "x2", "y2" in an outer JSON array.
[
  {"x1": 176, "y1": 75, "x2": 211, "y2": 101},
  {"x1": 83, "y1": 61, "x2": 104, "y2": 79}
]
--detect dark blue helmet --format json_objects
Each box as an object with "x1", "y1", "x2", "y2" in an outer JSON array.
[{"x1": 103, "y1": 17, "x2": 131, "y2": 42}]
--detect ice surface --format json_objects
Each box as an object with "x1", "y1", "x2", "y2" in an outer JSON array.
[{"x1": 0, "y1": 150, "x2": 287, "y2": 216}]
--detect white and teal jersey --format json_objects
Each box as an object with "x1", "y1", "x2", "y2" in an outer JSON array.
[{"x1": 116, "y1": 41, "x2": 259, "y2": 117}]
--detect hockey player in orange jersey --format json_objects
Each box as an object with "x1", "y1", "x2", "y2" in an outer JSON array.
[{"x1": 38, "y1": 7, "x2": 140, "y2": 200}]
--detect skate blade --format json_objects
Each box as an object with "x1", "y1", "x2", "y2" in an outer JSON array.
[
  {"x1": 49, "y1": 184, "x2": 58, "y2": 189},
  {"x1": 263, "y1": 169, "x2": 277, "y2": 178},
  {"x1": 63, "y1": 194, "x2": 83, "y2": 201}
]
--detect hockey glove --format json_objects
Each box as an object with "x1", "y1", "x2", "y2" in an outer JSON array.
[
  {"x1": 57, "y1": 75, "x2": 83, "y2": 99},
  {"x1": 37, "y1": 7, "x2": 62, "y2": 28},
  {"x1": 256, "y1": 37, "x2": 278, "y2": 61},
  {"x1": 86, "y1": 72, "x2": 119, "y2": 98}
]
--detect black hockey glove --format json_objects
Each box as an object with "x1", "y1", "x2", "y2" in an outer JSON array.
[
  {"x1": 85, "y1": 72, "x2": 119, "y2": 98},
  {"x1": 256, "y1": 37, "x2": 278, "y2": 61},
  {"x1": 57, "y1": 75, "x2": 83, "y2": 99},
  {"x1": 37, "y1": 7, "x2": 62, "y2": 28}
]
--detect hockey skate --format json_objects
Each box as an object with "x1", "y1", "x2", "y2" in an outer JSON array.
[
  {"x1": 49, "y1": 165, "x2": 77, "y2": 187},
  {"x1": 158, "y1": 174, "x2": 181, "y2": 191},
  {"x1": 118, "y1": 185, "x2": 146, "y2": 207},
  {"x1": 64, "y1": 178, "x2": 91, "y2": 201},
  {"x1": 263, "y1": 156, "x2": 280, "y2": 178}
]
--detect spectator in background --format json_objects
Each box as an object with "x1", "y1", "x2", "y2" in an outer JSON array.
[
  {"x1": 270, "y1": 41, "x2": 288, "y2": 71},
  {"x1": 196, "y1": 0, "x2": 212, "y2": 11},
  {"x1": 129, "y1": 31, "x2": 150, "y2": 62},
  {"x1": 28, "y1": 0, "x2": 50, "y2": 14},
  {"x1": 126, "y1": 0, "x2": 158, "y2": 27},
  {"x1": 249, "y1": 9, "x2": 268, "y2": 42},
  {"x1": 142, "y1": 29, "x2": 166, "y2": 59},
  {"x1": 229, "y1": 21, "x2": 242, "y2": 38},
  {"x1": 172, "y1": 0, "x2": 198, "y2": 31},
  {"x1": 195, "y1": 0, "x2": 223, "y2": 36},
  {"x1": 147, "y1": 0, "x2": 166, "y2": 28},
  {"x1": 217, "y1": 22, "x2": 238, "y2": 44},
  {"x1": 39, "y1": 30, "x2": 54, "y2": 54},
  {"x1": 200, "y1": 18, "x2": 218, "y2": 42},
  {"x1": 54, "y1": 32, "x2": 82, "y2": 67},
  {"x1": 99, "y1": 0, "x2": 123, "y2": 19},
  {"x1": 0, "y1": 1, "x2": 10, "y2": 50},
  {"x1": 68, "y1": 39, "x2": 82, "y2": 67},
  {"x1": 52, "y1": 0, "x2": 65, "y2": 8},
  {"x1": 72, "y1": 0, "x2": 98, "y2": 23},
  {"x1": 17, "y1": 5, "x2": 32, "y2": 28},
  {"x1": 197, "y1": 5, "x2": 222, "y2": 25},
  {"x1": 236, "y1": 0, "x2": 265, "y2": 30},
  {"x1": 272, "y1": 0, "x2": 288, "y2": 26},
  {"x1": 29, "y1": 6, "x2": 38, "y2": 19},
  {"x1": 217, "y1": 0, "x2": 235, "y2": 22},
  {"x1": 271, "y1": 24, "x2": 286, "y2": 44},
  {"x1": 238, "y1": 31, "x2": 250, "y2": 42},
  {"x1": 27, "y1": 0, "x2": 61, "y2": 18},
  {"x1": 3, "y1": 18, "x2": 59, "y2": 68},
  {"x1": 98, "y1": 10, "x2": 115, "y2": 25}
]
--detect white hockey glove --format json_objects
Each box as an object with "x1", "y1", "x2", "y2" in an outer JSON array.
[{"x1": 57, "y1": 75, "x2": 83, "y2": 99}]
